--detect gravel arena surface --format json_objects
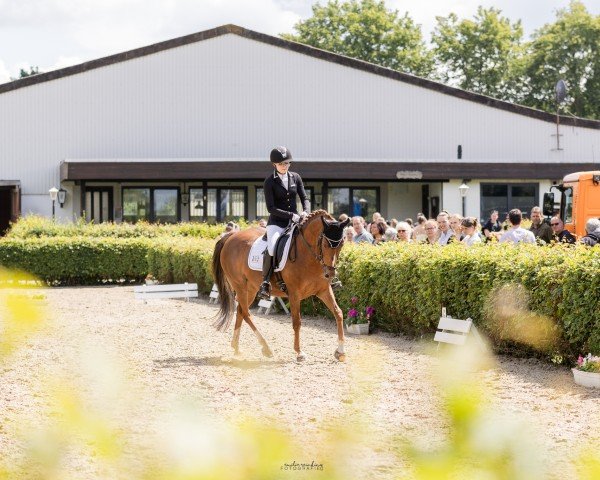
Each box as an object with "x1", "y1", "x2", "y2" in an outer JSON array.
[{"x1": 1, "y1": 286, "x2": 599, "y2": 479}]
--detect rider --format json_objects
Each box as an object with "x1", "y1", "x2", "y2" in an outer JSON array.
[{"x1": 258, "y1": 146, "x2": 310, "y2": 300}]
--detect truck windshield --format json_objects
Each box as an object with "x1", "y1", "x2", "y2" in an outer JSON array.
[{"x1": 562, "y1": 187, "x2": 573, "y2": 223}]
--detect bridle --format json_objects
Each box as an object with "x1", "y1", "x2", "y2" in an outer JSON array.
[{"x1": 297, "y1": 225, "x2": 345, "y2": 280}]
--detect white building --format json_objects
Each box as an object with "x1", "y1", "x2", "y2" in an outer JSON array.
[{"x1": 1, "y1": 24, "x2": 598, "y2": 233}]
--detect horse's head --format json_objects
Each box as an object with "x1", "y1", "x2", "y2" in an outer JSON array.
[
  {"x1": 320, "y1": 216, "x2": 350, "y2": 248},
  {"x1": 299, "y1": 210, "x2": 350, "y2": 248}
]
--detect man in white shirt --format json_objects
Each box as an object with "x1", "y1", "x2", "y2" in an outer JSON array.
[
  {"x1": 500, "y1": 209, "x2": 536, "y2": 244},
  {"x1": 436, "y1": 213, "x2": 456, "y2": 245}
]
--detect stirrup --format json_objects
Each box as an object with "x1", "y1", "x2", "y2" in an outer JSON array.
[
  {"x1": 258, "y1": 281, "x2": 271, "y2": 300},
  {"x1": 330, "y1": 277, "x2": 343, "y2": 291}
]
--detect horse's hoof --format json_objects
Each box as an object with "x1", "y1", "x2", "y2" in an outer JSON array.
[
  {"x1": 334, "y1": 350, "x2": 346, "y2": 362},
  {"x1": 296, "y1": 352, "x2": 306, "y2": 362},
  {"x1": 262, "y1": 346, "x2": 274, "y2": 358},
  {"x1": 233, "y1": 349, "x2": 241, "y2": 356}
]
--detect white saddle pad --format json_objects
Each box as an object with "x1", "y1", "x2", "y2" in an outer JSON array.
[{"x1": 248, "y1": 226, "x2": 296, "y2": 272}]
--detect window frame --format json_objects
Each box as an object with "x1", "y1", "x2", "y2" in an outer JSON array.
[
  {"x1": 324, "y1": 186, "x2": 380, "y2": 219},
  {"x1": 121, "y1": 186, "x2": 181, "y2": 223},
  {"x1": 479, "y1": 182, "x2": 539, "y2": 220},
  {"x1": 189, "y1": 186, "x2": 248, "y2": 223},
  {"x1": 255, "y1": 186, "x2": 313, "y2": 220},
  {"x1": 85, "y1": 187, "x2": 114, "y2": 223}
]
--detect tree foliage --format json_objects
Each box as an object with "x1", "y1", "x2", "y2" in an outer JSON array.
[
  {"x1": 9, "y1": 66, "x2": 42, "y2": 81},
  {"x1": 522, "y1": 1, "x2": 600, "y2": 119},
  {"x1": 431, "y1": 6, "x2": 525, "y2": 101},
  {"x1": 288, "y1": 0, "x2": 600, "y2": 119},
  {"x1": 282, "y1": 0, "x2": 433, "y2": 77}
]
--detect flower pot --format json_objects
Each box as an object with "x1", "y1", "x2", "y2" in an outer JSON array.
[
  {"x1": 145, "y1": 279, "x2": 158, "y2": 286},
  {"x1": 572, "y1": 368, "x2": 600, "y2": 388},
  {"x1": 346, "y1": 322, "x2": 369, "y2": 335}
]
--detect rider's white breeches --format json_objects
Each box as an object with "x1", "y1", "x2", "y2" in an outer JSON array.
[{"x1": 266, "y1": 225, "x2": 285, "y2": 256}]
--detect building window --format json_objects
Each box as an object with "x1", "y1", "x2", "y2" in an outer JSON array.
[
  {"x1": 255, "y1": 187, "x2": 313, "y2": 220},
  {"x1": 480, "y1": 183, "x2": 538, "y2": 220},
  {"x1": 122, "y1": 187, "x2": 179, "y2": 223},
  {"x1": 153, "y1": 189, "x2": 178, "y2": 223},
  {"x1": 326, "y1": 187, "x2": 379, "y2": 219},
  {"x1": 189, "y1": 187, "x2": 247, "y2": 223},
  {"x1": 85, "y1": 187, "x2": 113, "y2": 223}
]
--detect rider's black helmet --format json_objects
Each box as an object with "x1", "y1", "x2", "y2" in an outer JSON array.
[{"x1": 270, "y1": 146, "x2": 292, "y2": 163}]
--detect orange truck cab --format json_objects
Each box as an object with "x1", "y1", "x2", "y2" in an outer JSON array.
[{"x1": 544, "y1": 171, "x2": 600, "y2": 238}]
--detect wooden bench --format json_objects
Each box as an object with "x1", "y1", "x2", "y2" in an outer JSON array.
[
  {"x1": 134, "y1": 283, "x2": 198, "y2": 303},
  {"x1": 434, "y1": 308, "x2": 484, "y2": 348},
  {"x1": 257, "y1": 296, "x2": 289, "y2": 315},
  {"x1": 208, "y1": 284, "x2": 220, "y2": 304}
]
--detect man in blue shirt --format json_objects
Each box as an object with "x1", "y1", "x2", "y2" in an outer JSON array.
[{"x1": 351, "y1": 216, "x2": 374, "y2": 244}]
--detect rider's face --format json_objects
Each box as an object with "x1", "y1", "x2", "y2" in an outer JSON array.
[{"x1": 274, "y1": 162, "x2": 291, "y2": 174}]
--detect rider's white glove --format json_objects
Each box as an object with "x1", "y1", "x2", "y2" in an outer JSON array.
[
  {"x1": 291, "y1": 213, "x2": 301, "y2": 223},
  {"x1": 300, "y1": 211, "x2": 308, "y2": 221}
]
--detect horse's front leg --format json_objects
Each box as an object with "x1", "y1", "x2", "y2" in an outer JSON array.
[
  {"x1": 317, "y1": 286, "x2": 346, "y2": 362},
  {"x1": 289, "y1": 295, "x2": 305, "y2": 362}
]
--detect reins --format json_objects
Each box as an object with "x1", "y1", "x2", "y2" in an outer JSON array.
[{"x1": 293, "y1": 223, "x2": 344, "y2": 280}]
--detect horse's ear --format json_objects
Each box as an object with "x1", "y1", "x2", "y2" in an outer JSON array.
[{"x1": 341, "y1": 218, "x2": 350, "y2": 228}]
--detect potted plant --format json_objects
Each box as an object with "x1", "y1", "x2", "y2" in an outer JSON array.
[
  {"x1": 145, "y1": 274, "x2": 159, "y2": 286},
  {"x1": 345, "y1": 296, "x2": 374, "y2": 335},
  {"x1": 572, "y1": 353, "x2": 600, "y2": 388}
]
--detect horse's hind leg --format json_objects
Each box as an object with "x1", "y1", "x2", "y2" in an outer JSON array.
[
  {"x1": 243, "y1": 313, "x2": 273, "y2": 358},
  {"x1": 237, "y1": 287, "x2": 273, "y2": 358},
  {"x1": 231, "y1": 304, "x2": 244, "y2": 355}
]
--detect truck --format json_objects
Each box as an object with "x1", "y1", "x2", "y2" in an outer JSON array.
[{"x1": 543, "y1": 171, "x2": 600, "y2": 238}]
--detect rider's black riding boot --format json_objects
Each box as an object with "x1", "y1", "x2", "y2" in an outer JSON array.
[{"x1": 258, "y1": 253, "x2": 274, "y2": 300}]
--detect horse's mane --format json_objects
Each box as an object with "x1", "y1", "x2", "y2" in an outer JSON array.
[{"x1": 301, "y1": 209, "x2": 334, "y2": 227}]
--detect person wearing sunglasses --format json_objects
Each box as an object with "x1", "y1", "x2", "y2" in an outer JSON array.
[
  {"x1": 259, "y1": 146, "x2": 310, "y2": 299},
  {"x1": 395, "y1": 221, "x2": 412, "y2": 242},
  {"x1": 549, "y1": 216, "x2": 576, "y2": 244}
]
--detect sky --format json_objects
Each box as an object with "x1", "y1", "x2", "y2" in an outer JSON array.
[{"x1": 1, "y1": 0, "x2": 599, "y2": 83}]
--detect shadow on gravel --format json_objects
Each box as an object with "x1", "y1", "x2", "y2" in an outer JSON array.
[{"x1": 154, "y1": 356, "x2": 287, "y2": 369}]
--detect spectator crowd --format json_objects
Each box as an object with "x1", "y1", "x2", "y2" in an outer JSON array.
[{"x1": 341, "y1": 207, "x2": 600, "y2": 248}]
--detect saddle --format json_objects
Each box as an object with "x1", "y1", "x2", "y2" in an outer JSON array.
[{"x1": 248, "y1": 224, "x2": 299, "y2": 273}]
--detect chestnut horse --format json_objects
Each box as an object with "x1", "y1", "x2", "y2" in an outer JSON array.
[{"x1": 211, "y1": 210, "x2": 350, "y2": 362}]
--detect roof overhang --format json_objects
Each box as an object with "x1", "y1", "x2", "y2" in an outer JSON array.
[{"x1": 60, "y1": 160, "x2": 600, "y2": 182}]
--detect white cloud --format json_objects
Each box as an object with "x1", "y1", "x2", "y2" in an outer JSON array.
[{"x1": 0, "y1": 60, "x2": 11, "y2": 83}]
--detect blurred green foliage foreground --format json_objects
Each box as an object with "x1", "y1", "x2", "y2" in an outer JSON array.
[{"x1": 1, "y1": 268, "x2": 599, "y2": 479}]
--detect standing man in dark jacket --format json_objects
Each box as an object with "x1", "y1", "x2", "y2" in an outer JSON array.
[
  {"x1": 529, "y1": 206, "x2": 553, "y2": 244},
  {"x1": 258, "y1": 146, "x2": 310, "y2": 299},
  {"x1": 550, "y1": 216, "x2": 576, "y2": 244}
]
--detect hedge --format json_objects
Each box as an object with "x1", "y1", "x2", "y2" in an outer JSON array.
[
  {"x1": 0, "y1": 237, "x2": 214, "y2": 291},
  {"x1": 1, "y1": 235, "x2": 598, "y2": 358},
  {"x1": 6, "y1": 215, "x2": 243, "y2": 239},
  {"x1": 334, "y1": 242, "x2": 600, "y2": 357}
]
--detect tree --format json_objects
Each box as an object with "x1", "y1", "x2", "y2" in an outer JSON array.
[
  {"x1": 523, "y1": 1, "x2": 600, "y2": 119},
  {"x1": 282, "y1": 0, "x2": 434, "y2": 77},
  {"x1": 431, "y1": 6, "x2": 525, "y2": 101},
  {"x1": 10, "y1": 66, "x2": 42, "y2": 81}
]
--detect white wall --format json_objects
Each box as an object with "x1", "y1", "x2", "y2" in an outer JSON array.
[
  {"x1": 442, "y1": 178, "x2": 556, "y2": 220},
  {"x1": 387, "y1": 183, "x2": 422, "y2": 220},
  {"x1": 2, "y1": 31, "x2": 598, "y2": 221}
]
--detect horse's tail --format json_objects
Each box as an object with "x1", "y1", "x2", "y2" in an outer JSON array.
[{"x1": 211, "y1": 233, "x2": 236, "y2": 332}]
